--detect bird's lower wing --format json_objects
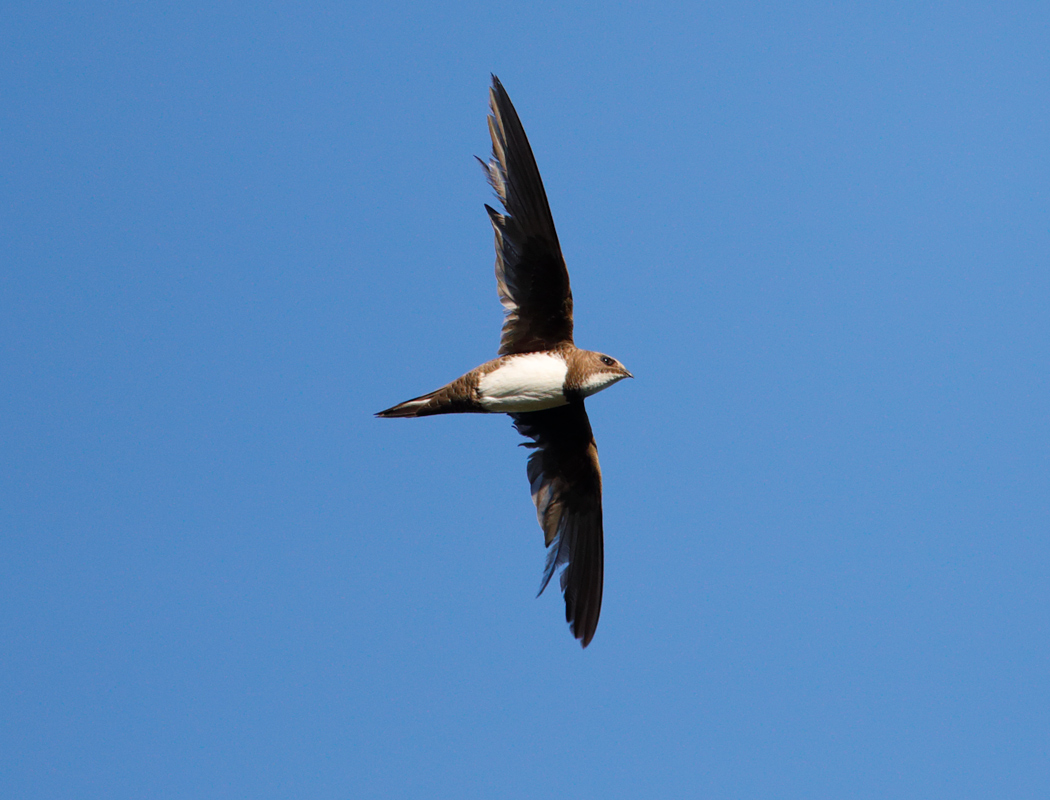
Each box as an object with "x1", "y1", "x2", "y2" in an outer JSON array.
[{"x1": 511, "y1": 401, "x2": 604, "y2": 647}]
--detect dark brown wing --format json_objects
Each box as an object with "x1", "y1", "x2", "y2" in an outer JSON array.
[
  {"x1": 480, "y1": 75, "x2": 574, "y2": 355},
  {"x1": 511, "y1": 401, "x2": 603, "y2": 647}
]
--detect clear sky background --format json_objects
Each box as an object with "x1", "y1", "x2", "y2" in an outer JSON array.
[{"x1": 3, "y1": 2, "x2": 1049, "y2": 798}]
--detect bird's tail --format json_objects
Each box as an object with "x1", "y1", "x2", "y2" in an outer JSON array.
[
  {"x1": 375, "y1": 391, "x2": 443, "y2": 418},
  {"x1": 375, "y1": 378, "x2": 482, "y2": 418}
]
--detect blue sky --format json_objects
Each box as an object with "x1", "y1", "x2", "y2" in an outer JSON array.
[{"x1": 3, "y1": 2, "x2": 1049, "y2": 797}]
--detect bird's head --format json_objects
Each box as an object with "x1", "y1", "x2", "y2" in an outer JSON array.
[{"x1": 572, "y1": 350, "x2": 633, "y2": 398}]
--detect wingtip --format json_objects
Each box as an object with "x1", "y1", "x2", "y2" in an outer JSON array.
[
  {"x1": 488, "y1": 74, "x2": 511, "y2": 109},
  {"x1": 569, "y1": 604, "x2": 600, "y2": 648},
  {"x1": 572, "y1": 616, "x2": 599, "y2": 648}
]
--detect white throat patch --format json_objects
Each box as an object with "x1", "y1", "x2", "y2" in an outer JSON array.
[
  {"x1": 578, "y1": 370, "x2": 626, "y2": 398},
  {"x1": 478, "y1": 353, "x2": 569, "y2": 412}
]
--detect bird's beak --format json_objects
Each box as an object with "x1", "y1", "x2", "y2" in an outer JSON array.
[{"x1": 623, "y1": 369, "x2": 634, "y2": 379}]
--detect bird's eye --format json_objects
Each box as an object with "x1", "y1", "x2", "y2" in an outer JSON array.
[{"x1": 600, "y1": 356, "x2": 615, "y2": 366}]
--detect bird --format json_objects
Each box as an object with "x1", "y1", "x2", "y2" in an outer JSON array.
[{"x1": 376, "y1": 75, "x2": 632, "y2": 647}]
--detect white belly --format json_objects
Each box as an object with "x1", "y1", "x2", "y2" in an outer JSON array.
[{"x1": 477, "y1": 353, "x2": 569, "y2": 412}]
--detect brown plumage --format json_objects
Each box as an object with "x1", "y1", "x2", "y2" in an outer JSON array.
[
  {"x1": 377, "y1": 76, "x2": 631, "y2": 647},
  {"x1": 512, "y1": 402, "x2": 604, "y2": 646},
  {"x1": 479, "y1": 79, "x2": 574, "y2": 356},
  {"x1": 376, "y1": 370, "x2": 484, "y2": 417}
]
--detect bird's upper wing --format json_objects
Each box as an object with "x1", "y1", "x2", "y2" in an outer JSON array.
[
  {"x1": 480, "y1": 76, "x2": 574, "y2": 355},
  {"x1": 511, "y1": 401, "x2": 603, "y2": 647}
]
